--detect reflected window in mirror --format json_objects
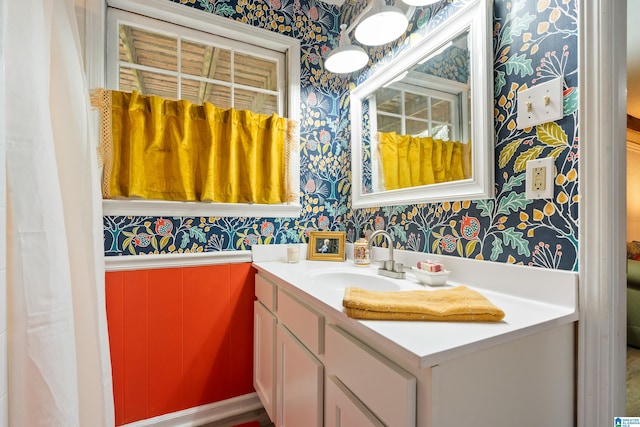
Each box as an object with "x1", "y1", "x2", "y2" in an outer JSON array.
[{"x1": 364, "y1": 30, "x2": 472, "y2": 194}]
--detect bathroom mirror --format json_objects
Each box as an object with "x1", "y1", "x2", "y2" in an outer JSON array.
[{"x1": 350, "y1": 0, "x2": 493, "y2": 208}]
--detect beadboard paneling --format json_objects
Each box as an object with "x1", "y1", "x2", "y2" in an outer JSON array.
[{"x1": 105, "y1": 263, "x2": 256, "y2": 426}]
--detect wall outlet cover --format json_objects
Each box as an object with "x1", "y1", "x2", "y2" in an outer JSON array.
[{"x1": 525, "y1": 157, "x2": 555, "y2": 200}]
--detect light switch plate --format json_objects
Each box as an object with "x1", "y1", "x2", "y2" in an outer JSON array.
[
  {"x1": 525, "y1": 157, "x2": 554, "y2": 200},
  {"x1": 517, "y1": 77, "x2": 563, "y2": 129}
]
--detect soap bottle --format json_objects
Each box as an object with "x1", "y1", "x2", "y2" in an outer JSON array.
[{"x1": 354, "y1": 230, "x2": 370, "y2": 266}]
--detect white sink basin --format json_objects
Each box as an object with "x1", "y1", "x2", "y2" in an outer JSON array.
[{"x1": 309, "y1": 270, "x2": 402, "y2": 291}]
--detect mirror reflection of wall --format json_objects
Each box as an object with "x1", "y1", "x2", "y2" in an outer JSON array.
[{"x1": 363, "y1": 30, "x2": 472, "y2": 194}]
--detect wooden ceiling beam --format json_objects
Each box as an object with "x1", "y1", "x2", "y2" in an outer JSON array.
[
  {"x1": 119, "y1": 25, "x2": 145, "y2": 93},
  {"x1": 628, "y1": 114, "x2": 640, "y2": 133}
]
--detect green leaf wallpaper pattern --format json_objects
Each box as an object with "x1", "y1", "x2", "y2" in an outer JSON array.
[{"x1": 104, "y1": 0, "x2": 579, "y2": 272}]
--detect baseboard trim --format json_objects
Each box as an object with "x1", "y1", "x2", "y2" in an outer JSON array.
[{"x1": 121, "y1": 393, "x2": 263, "y2": 427}]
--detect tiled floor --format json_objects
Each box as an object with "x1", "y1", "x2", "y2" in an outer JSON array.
[{"x1": 628, "y1": 346, "x2": 640, "y2": 416}]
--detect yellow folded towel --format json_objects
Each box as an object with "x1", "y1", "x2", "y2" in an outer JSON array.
[{"x1": 343, "y1": 285, "x2": 505, "y2": 322}]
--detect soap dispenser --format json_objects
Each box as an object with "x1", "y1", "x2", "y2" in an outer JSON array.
[{"x1": 354, "y1": 230, "x2": 370, "y2": 266}]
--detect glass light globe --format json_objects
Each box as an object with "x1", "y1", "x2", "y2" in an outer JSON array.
[
  {"x1": 325, "y1": 24, "x2": 369, "y2": 74},
  {"x1": 325, "y1": 44, "x2": 369, "y2": 74},
  {"x1": 354, "y1": 0, "x2": 409, "y2": 46}
]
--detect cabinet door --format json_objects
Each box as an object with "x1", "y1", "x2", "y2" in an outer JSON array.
[
  {"x1": 276, "y1": 324, "x2": 323, "y2": 427},
  {"x1": 254, "y1": 301, "x2": 277, "y2": 422},
  {"x1": 326, "y1": 375, "x2": 385, "y2": 427}
]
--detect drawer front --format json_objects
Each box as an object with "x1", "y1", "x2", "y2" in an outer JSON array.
[
  {"x1": 277, "y1": 289, "x2": 324, "y2": 355},
  {"x1": 255, "y1": 274, "x2": 277, "y2": 312},
  {"x1": 325, "y1": 324, "x2": 416, "y2": 427}
]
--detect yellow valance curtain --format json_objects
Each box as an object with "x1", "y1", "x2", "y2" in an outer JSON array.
[
  {"x1": 377, "y1": 132, "x2": 471, "y2": 191},
  {"x1": 91, "y1": 89, "x2": 298, "y2": 204}
]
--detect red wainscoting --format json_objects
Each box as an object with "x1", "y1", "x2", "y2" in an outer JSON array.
[{"x1": 105, "y1": 263, "x2": 256, "y2": 426}]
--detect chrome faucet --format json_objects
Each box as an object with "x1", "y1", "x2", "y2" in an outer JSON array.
[
  {"x1": 368, "y1": 230, "x2": 394, "y2": 264},
  {"x1": 367, "y1": 230, "x2": 405, "y2": 279}
]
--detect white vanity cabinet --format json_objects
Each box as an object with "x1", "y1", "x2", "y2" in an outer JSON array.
[
  {"x1": 255, "y1": 271, "x2": 417, "y2": 427},
  {"x1": 251, "y1": 255, "x2": 578, "y2": 427},
  {"x1": 253, "y1": 273, "x2": 324, "y2": 427}
]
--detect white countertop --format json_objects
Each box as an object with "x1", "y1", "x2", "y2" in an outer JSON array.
[{"x1": 252, "y1": 244, "x2": 578, "y2": 369}]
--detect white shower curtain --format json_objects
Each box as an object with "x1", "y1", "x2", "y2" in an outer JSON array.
[{"x1": 3, "y1": 0, "x2": 114, "y2": 426}]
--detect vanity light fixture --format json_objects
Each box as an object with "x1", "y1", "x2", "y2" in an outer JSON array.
[
  {"x1": 325, "y1": 0, "x2": 413, "y2": 74},
  {"x1": 325, "y1": 24, "x2": 369, "y2": 74},
  {"x1": 354, "y1": 0, "x2": 409, "y2": 46}
]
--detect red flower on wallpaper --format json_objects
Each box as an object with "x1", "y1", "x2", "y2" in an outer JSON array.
[
  {"x1": 134, "y1": 233, "x2": 151, "y2": 247},
  {"x1": 261, "y1": 221, "x2": 275, "y2": 237},
  {"x1": 460, "y1": 215, "x2": 480, "y2": 240},
  {"x1": 155, "y1": 218, "x2": 173, "y2": 236},
  {"x1": 308, "y1": 6, "x2": 318, "y2": 20},
  {"x1": 440, "y1": 234, "x2": 457, "y2": 253}
]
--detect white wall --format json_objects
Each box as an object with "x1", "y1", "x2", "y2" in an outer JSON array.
[
  {"x1": 628, "y1": 132, "x2": 640, "y2": 241},
  {"x1": 0, "y1": 0, "x2": 7, "y2": 423}
]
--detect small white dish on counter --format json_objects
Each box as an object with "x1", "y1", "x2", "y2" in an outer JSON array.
[{"x1": 411, "y1": 266, "x2": 450, "y2": 286}]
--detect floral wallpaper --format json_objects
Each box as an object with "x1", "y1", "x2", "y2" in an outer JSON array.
[{"x1": 104, "y1": 0, "x2": 580, "y2": 272}]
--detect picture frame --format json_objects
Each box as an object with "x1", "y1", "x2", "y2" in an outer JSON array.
[{"x1": 307, "y1": 231, "x2": 346, "y2": 262}]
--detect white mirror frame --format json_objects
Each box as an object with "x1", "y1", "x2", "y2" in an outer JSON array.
[{"x1": 350, "y1": 0, "x2": 494, "y2": 208}]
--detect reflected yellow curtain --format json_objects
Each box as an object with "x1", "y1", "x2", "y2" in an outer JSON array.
[
  {"x1": 377, "y1": 132, "x2": 470, "y2": 191},
  {"x1": 91, "y1": 89, "x2": 297, "y2": 204}
]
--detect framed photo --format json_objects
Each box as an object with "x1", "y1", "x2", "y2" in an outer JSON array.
[{"x1": 308, "y1": 231, "x2": 346, "y2": 262}]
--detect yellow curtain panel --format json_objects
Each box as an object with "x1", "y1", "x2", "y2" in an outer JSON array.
[
  {"x1": 377, "y1": 132, "x2": 471, "y2": 191},
  {"x1": 91, "y1": 89, "x2": 298, "y2": 204}
]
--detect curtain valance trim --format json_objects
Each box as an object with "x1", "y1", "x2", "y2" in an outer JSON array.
[{"x1": 90, "y1": 88, "x2": 115, "y2": 199}]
